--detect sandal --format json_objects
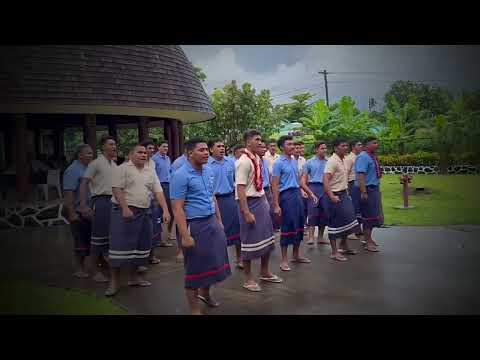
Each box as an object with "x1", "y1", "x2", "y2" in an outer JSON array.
[
  {"x1": 365, "y1": 246, "x2": 379, "y2": 252},
  {"x1": 291, "y1": 257, "x2": 311, "y2": 264},
  {"x1": 105, "y1": 286, "x2": 119, "y2": 297},
  {"x1": 128, "y1": 280, "x2": 152, "y2": 287},
  {"x1": 339, "y1": 249, "x2": 357, "y2": 255},
  {"x1": 149, "y1": 258, "x2": 161, "y2": 265},
  {"x1": 330, "y1": 254, "x2": 348, "y2": 262},
  {"x1": 306, "y1": 240, "x2": 314, "y2": 245},
  {"x1": 243, "y1": 282, "x2": 262, "y2": 292},
  {"x1": 317, "y1": 240, "x2": 330, "y2": 245},
  {"x1": 236, "y1": 262, "x2": 245, "y2": 270},
  {"x1": 280, "y1": 264, "x2": 291, "y2": 271},
  {"x1": 259, "y1": 274, "x2": 283, "y2": 283},
  {"x1": 197, "y1": 295, "x2": 221, "y2": 307}
]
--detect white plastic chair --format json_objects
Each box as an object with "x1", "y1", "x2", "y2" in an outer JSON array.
[{"x1": 38, "y1": 170, "x2": 62, "y2": 201}]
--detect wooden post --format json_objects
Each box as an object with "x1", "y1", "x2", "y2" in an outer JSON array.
[
  {"x1": 163, "y1": 119, "x2": 172, "y2": 159},
  {"x1": 138, "y1": 117, "x2": 148, "y2": 143},
  {"x1": 171, "y1": 120, "x2": 180, "y2": 160},
  {"x1": 402, "y1": 181, "x2": 409, "y2": 208},
  {"x1": 34, "y1": 129, "x2": 41, "y2": 159},
  {"x1": 108, "y1": 118, "x2": 118, "y2": 141},
  {"x1": 178, "y1": 121, "x2": 184, "y2": 156},
  {"x1": 83, "y1": 114, "x2": 97, "y2": 156},
  {"x1": 53, "y1": 124, "x2": 64, "y2": 161},
  {"x1": 15, "y1": 114, "x2": 29, "y2": 201}
]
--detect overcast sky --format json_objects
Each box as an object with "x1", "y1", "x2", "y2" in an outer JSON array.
[{"x1": 182, "y1": 45, "x2": 480, "y2": 110}]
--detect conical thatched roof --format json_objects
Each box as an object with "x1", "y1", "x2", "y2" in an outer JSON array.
[{"x1": 0, "y1": 45, "x2": 214, "y2": 123}]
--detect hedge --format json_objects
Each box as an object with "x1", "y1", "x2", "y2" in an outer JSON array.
[{"x1": 378, "y1": 152, "x2": 479, "y2": 166}]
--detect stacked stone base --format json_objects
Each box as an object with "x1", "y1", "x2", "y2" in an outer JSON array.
[{"x1": 381, "y1": 165, "x2": 479, "y2": 175}]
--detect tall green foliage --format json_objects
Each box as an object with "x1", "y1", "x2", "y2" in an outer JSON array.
[
  {"x1": 184, "y1": 81, "x2": 279, "y2": 148},
  {"x1": 299, "y1": 97, "x2": 379, "y2": 151}
]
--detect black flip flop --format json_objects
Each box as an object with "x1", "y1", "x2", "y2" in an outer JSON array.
[{"x1": 197, "y1": 295, "x2": 221, "y2": 307}]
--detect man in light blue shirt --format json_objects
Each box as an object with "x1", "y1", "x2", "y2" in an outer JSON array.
[
  {"x1": 63, "y1": 144, "x2": 93, "y2": 279},
  {"x1": 272, "y1": 135, "x2": 312, "y2": 271},
  {"x1": 355, "y1": 136, "x2": 383, "y2": 252},
  {"x1": 300, "y1": 141, "x2": 328, "y2": 246},
  {"x1": 170, "y1": 138, "x2": 231, "y2": 315},
  {"x1": 206, "y1": 139, "x2": 242, "y2": 268},
  {"x1": 152, "y1": 140, "x2": 174, "y2": 245}
]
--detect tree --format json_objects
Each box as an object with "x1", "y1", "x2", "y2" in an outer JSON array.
[
  {"x1": 384, "y1": 80, "x2": 452, "y2": 118},
  {"x1": 380, "y1": 96, "x2": 429, "y2": 154},
  {"x1": 288, "y1": 92, "x2": 315, "y2": 122},
  {"x1": 299, "y1": 96, "x2": 379, "y2": 150},
  {"x1": 193, "y1": 65, "x2": 207, "y2": 82},
  {"x1": 184, "y1": 80, "x2": 279, "y2": 149}
]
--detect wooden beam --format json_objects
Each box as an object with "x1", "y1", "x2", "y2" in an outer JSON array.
[
  {"x1": 15, "y1": 114, "x2": 29, "y2": 201},
  {"x1": 83, "y1": 114, "x2": 97, "y2": 156},
  {"x1": 138, "y1": 117, "x2": 149, "y2": 143}
]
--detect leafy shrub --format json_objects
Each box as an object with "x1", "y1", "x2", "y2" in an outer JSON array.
[{"x1": 379, "y1": 151, "x2": 480, "y2": 166}]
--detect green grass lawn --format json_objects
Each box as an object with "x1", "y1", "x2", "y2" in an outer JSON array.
[
  {"x1": 0, "y1": 281, "x2": 127, "y2": 315},
  {"x1": 381, "y1": 174, "x2": 480, "y2": 226}
]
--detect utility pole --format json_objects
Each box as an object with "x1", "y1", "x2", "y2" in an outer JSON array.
[{"x1": 319, "y1": 70, "x2": 329, "y2": 107}]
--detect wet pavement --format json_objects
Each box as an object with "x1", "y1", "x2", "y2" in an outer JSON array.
[{"x1": 2, "y1": 224, "x2": 480, "y2": 315}]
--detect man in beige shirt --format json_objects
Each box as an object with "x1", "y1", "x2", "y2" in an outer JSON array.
[
  {"x1": 138, "y1": 139, "x2": 163, "y2": 270},
  {"x1": 236, "y1": 130, "x2": 282, "y2": 292},
  {"x1": 323, "y1": 138, "x2": 360, "y2": 262},
  {"x1": 264, "y1": 139, "x2": 280, "y2": 174},
  {"x1": 79, "y1": 134, "x2": 118, "y2": 283},
  {"x1": 105, "y1": 144, "x2": 170, "y2": 297},
  {"x1": 344, "y1": 140, "x2": 364, "y2": 240}
]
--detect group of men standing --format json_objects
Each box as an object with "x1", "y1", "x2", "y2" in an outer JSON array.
[{"x1": 63, "y1": 130, "x2": 384, "y2": 315}]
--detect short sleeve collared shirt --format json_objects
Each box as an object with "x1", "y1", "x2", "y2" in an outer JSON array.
[
  {"x1": 324, "y1": 153, "x2": 349, "y2": 192},
  {"x1": 83, "y1": 154, "x2": 117, "y2": 196},
  {"x1": 111, "y1": 161, "x2": 163, "y2": 209}
]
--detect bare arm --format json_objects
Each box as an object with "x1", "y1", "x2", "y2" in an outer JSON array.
[
  {"x1": 237, "y1": 184, "x2": 255, "y2": 224},
  {"x1": 271, "y1": 176, "x2": 281, "y2": 215},
  {"x1": 323, "y1": 173, "x2": 340, "y2": 203},
  {"x1": 154, "y1": 191, "x2": 171, "y2": 223},
  {"x1": 213, "y1": 196, "x2": 223, "y2": 225},
  {"x1": 112, "y1": 187, "x2": 133, "y2": 219},
  {"x1": 357, "y1": 173, "x2": 368, "y2": 199},
  {"x1": 79, "y1": 178, "x2": 91, "y2": 212},
  {"x1": 172, "y1": 199, "x2": 194, "y2": 248},
  {"x1": 63, "y1": 191, "x2": 79, "y2": 222},
  {"x1": 300, "y1": 173, "x2": 315, "y2": 200}
]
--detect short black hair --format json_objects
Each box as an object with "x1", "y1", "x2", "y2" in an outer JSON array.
[
  {"x1": 158, "y1": 138, "x2": 168, "y2": 146},
  {"x1": 277, "y1": 135, "x2": 293, "y2": 149},
  {"x1": 294, "y1": 141, "x2": 304, "y2": 146},
  {"x1": 74, "y1": 144, "x2": 91, "y2": 159},
  {"x1": 185, "y1": 138, "x2": 207, "y2": 152},
  {"x1": 333, "y1": 138, "x2": 348, "y2": 148},
  {"x1": 208, "y1": 139, "x2": 224, "y2": 149},
  {"x1": 100, "y1": 134, "x2": 116, "y2": 146},
  {"x1": 267, "y1": 139, "x2": 277, "y2": 145},
  {"x1": 363, "y1": 136, "x2": 378, "y2": 145},
  {"x1": 314, "y1": 141, "x2": 327, "y2": 150},
  {"x1": 349, "y1": 140, "x2": 362, "y2": 148},
  {"x1": 243, "y1": 129, "x2": 262, "y2": 143},
  {"x1": 231, "y1": 144, "x2": 245, "y2": 153},
  {"x1": 140, "y1": 139, "x2": 155, "y2": 148}
]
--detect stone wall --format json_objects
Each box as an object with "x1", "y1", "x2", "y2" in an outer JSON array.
[{"x1": 381, "y1": 165, "x2": 480, "y2": 175}]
